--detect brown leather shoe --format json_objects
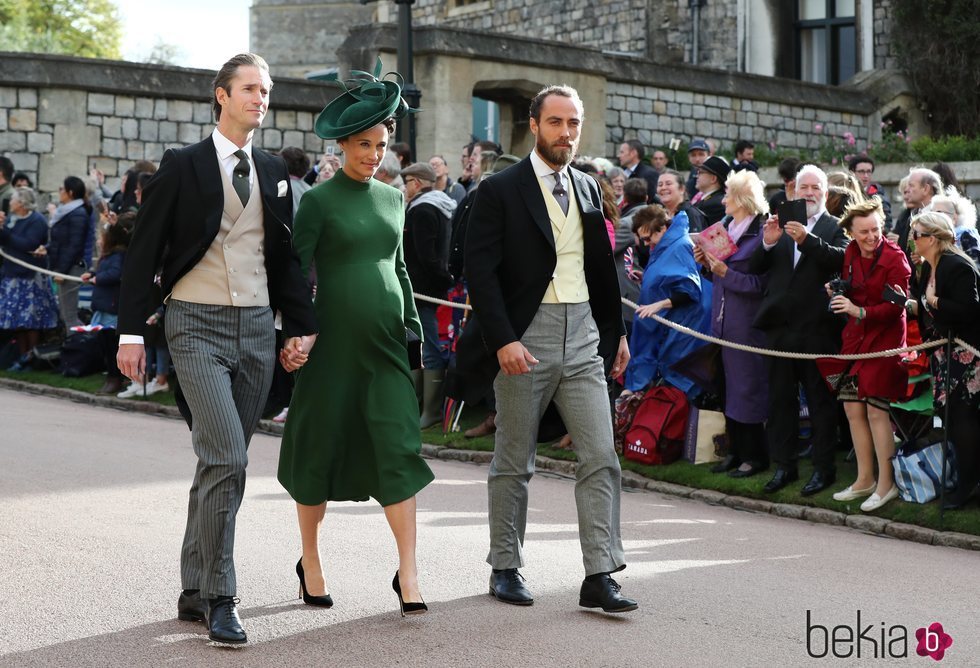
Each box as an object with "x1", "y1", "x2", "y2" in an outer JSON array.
[
  {"x1": 97, "y1": 376, "x2": 125, "y2": 395},
  {"x1": 465, "y1": 411, "x2": 497, "y2": 438}
]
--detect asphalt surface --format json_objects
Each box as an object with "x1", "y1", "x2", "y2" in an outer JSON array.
[{"x1": 1, "y1": 387, "x2": 976, "y2": 667}]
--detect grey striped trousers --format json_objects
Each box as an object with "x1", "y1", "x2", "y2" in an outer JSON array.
[
  {"x1": 488, "y1": 302, "x2": 626, "y2": 576},
  {"x1": 165, "y1": 300, "x2": 275, "y2": 599}
]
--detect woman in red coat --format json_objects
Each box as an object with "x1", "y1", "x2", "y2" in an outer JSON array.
[{"x1": 796, "y1": 199, "x2": 911, "y2": 512}]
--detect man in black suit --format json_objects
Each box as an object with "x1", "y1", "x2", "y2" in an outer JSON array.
[
  {"x1": 617, "y1": 139, "x2": 660, "y2": 203},
  {"x1": 749, "y1": 165, "x2": 848, "y2": 496},
  {"x1": 117, "y1": 53, "x2": 317, "y2": 645},
  {"x1": 459, "y1": 85, "x2": 636, "y2": 613},
  {"x1": 692, "y1": 155, "x2": 728, "y2": 227}
]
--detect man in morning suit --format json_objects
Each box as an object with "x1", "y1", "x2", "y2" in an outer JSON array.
[
  {"x1": 749, "y1": 164, "x2": 848, "y2": 497},
  {"x1": 692, "y1": 155, "x2": 729, "y2": 228},
  {"x1": 459, "y1": 85, "x2": 637, "y2": 613},
  {"x1": 116, "y1": 53, "x2": 318, "y2": 645},
  {"x1": 617, "y1": 139, "x2": 660, "y2": 204}
]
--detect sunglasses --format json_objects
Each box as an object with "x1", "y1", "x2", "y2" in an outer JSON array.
[{"x1": 911, "y1": 229, "x2": 932, "y2": 240}]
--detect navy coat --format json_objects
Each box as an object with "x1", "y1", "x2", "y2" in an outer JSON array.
[
  {"x1": 91, "y1": 251, "x2": 125, "y2": 315},
  {"x1": 47, "y1": 205, "x2": 89, "y2": 274},
  {"x1": 0, "y1": 211, "x2": 49, "y2": 278}
]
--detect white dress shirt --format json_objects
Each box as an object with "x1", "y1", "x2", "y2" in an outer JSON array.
[{"x1": 529, "y1": 149, "x2": 570, "y2": 203}]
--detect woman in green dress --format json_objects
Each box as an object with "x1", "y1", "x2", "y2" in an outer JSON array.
[{"x1": 278, "y1": 65, "x2": 433, "y2": 615}]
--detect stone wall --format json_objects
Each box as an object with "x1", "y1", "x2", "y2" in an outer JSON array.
[
  {"x1": 405, "y1": 0, "x2": 648, "y2": 55},
  {"x1": 605, "y1": 79, "x2": 870, "y2": 158},
  {"x1": 0, "y1": 53, "x2": 336, "y2": 200},
  {"x1": 873, "y1": 0, "x2": 901, "y2": 71}
]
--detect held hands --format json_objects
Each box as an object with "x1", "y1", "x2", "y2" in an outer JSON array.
[
  {"x1": 635, "y1": 299, "x2": 671, "y2": 319},
  {"x1": 497, "y1": 341, "x2": 539, "y2": 375},
  {"x1": 280, "y1": 334, "x2": 317, "y2": 372}
]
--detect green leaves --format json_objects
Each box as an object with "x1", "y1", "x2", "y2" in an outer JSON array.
[{"x1": 0, "y1": 0, "x2": 122, "y2": 60}]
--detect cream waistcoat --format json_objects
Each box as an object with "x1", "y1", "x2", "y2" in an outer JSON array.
[
  {"x1": 170, "y1": 163, "x2": 270, "y2": 306},
  {"x1": 538, "y1": 176, "x2": 589, "y2": 304}
]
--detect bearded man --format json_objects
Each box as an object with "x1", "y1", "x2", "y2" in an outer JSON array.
[{"x1": 457, "y1": 85, "x2": 636, "y2": 614}]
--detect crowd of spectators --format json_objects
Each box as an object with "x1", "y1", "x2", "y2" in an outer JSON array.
[{"x1": 2, "y1": 127, "x2": 979, "y2": 511}]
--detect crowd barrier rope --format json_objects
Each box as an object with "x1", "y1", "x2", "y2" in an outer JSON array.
[{"x1": 6, "y1": 246, "x2": 976, "y2": 360}]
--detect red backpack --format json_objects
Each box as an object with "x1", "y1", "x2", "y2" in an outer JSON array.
[{"x1": 623, "y1": 386, "x2": 689, "y2": 466}]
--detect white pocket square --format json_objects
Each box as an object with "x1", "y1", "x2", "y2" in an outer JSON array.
[{"x1": 277, "y1": 179, "x2": 288, "y2": 197}]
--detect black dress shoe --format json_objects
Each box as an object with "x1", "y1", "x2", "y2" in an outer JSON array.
[
  {"x1": 710, "y1": 454, "x2": 741, "y2": 474},
  {"x1": 763, "y1": 469, "x2": 799, "y2": 493},
  {"x1": 801, "y1": 470, "x2": 836, "y2": 497},
  {"x1": 296, "y1": 558, "x2": 333, "y2": 607},
  {"x1": 579, "y1": 574, "x2": 638, "y2": 613},
  {"x1": 392, "y1": 570, "x2": 428, "y2": 616},
  {"x1": 177, "y1": 589, "x2": 206, "y2": 623},
  {"x1": 205, "y1": 596, "x2": 247, "y2": 645},
  {"x1": 728, "y1": 461, "x2": 769, "y2": 478},
  {"x1": 489, "y1": 568, "x2": 533, "y2": 606}
]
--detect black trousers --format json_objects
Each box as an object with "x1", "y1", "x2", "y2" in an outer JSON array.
[
  {"x1": 727, "y1": 417, "x2": 767, "y2": 465},
  {"x1": 947, "y1": 397, "x2": 980, "y2": 499},
  {"x1": 766, "y1": 356, "x2": 838, "y2": 475}
]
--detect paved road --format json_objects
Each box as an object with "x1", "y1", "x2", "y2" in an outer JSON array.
[{"x1": 1, "y1": 388, "x2": 975, "y2": 667}]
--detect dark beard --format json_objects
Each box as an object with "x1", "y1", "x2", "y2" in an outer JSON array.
[{"x1": 536, "y1": 135, "x2": 575, "y2": 168}]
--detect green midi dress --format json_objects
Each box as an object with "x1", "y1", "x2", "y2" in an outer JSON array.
[{"x1": 277, "y1": 169, "x2": 434, "y2": 506}]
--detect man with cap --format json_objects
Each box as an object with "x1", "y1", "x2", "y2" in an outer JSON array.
[
  {"x1": 116, "y1": 53, "x2": 318, "y2": 645},
  {"x1": 685, "y1": 138, "x2": 710, "y2": 199},
  {"x1": 692, "y1": 155, "x2": 729, "y2": 227},
  {"x1": 401, "y1": 161, "x2": 458, "y2": 428}
]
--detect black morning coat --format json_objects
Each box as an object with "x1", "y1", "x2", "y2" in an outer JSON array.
[{"x1": 455, "y1": 156, "x2": 626, "y2": 421}]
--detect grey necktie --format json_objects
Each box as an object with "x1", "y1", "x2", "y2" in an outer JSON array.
[
  {"x1": 552, "y1": 171, "x2": 569, "y2": 216},
  {"x1": 232, "y1": 149, "x2": 250, "y2": 207}
]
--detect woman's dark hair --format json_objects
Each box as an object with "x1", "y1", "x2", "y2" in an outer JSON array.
[
  {"x1": 931, "y1": 162, "x2": 961, "y2": 193},
  {"x1": 631, "y1": 204, "x2": 669, "y2": 234},
  {"x1": 12, "y1": 171, "x2": 32, "y2": 187},
  {"x1": 63, "y1": 176, "x2": 93, "y2": 215},
  {"x1": 777, "y1": 157, "x2": 804, "y2": 182},
  {"x1": 101, "y1": 217, "x2": 132, "y2": 256},
  {"x1": 826, "y1": 185, "x2": 856, "y2": 218},
  {"x1": 338, "y1": 117, "x2": 397, "y2": 143}
]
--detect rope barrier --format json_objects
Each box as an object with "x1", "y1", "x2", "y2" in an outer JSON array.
[
  {"x1": 412, "y1": 291, "x2": 976, "y2": 362},
  {"x1": 0, "y1": 248, "x2": 85, "y2": 282},
  {"x1": 4, "y1": 251, "x2": 970, "y2": 360}
]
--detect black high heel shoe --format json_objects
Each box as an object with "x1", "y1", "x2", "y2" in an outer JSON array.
[
  {"x1": 296, "y1": 558, "x2": 333, "y2": 607},
  {"x1": 392, "y1": 570, "x2": 427, "y2": 616}
]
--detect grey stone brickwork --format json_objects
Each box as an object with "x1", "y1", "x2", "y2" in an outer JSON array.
[
  {"x1": 604, "y1": 79, "x2": 869, "y2": 159},
  {"x1": 873, "y1": 0, "x2": 901, "y2": 71},
  {"x1": 406, "y1": 0, "x2": 648, "y2": 55},
  {"x1": 0, "y1": 53, "x2": 336, "y2": 199}
]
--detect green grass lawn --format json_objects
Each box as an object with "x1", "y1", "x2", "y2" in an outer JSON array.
[
  {"x1": 426, "y1": 406, "x2": 980, "y2": 537},
  {"x1": 0, "y1": 367, "x2": 177, "y2": 406}
]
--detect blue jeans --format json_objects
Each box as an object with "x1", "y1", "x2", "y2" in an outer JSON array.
[{"x1": 417, "y1": 303, "x2": 447, "y2": 370}]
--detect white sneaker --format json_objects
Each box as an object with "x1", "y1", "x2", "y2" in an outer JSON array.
[
  {"x1": 144, "y1": 379, "x2": 170, "y2": 396},
  {"x1": 832, "y1": 483, "x2": 876, "y2": 502},
  {"x1": 117, "y1": 382, "x2": 146, "y2": 399},
  {"x1": 272, "y1": 407, "x2": 289, "y2": 423},
  {"x1": 860, "y1": 486, "x2": 899, "y2": 512}
]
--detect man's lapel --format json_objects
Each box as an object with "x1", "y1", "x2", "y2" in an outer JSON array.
[
  {"x1": 569, "y1": 168, "x2": 601, "y2": 220},
  {"x1": 517, "y1": 158, "x2": 555, "y2": 250},
  {"x1": 252, "y1": 148, "x2": 290, "y2": 233},
  {"x1": 190, "y1": 136, "x2": 224, "y2": 238}
]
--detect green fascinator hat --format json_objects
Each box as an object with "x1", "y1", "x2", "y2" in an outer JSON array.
[{"x1": 314, "y1": 58, "x2": 415, "y2": 140}]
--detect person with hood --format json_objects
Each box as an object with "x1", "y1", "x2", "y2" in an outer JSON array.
[
  {"x1": 627, "y1": 205, "x2": 712, "y2": 397},
  {"x1": 401, "y1": 162, "x2": 458, "y2": 427}
]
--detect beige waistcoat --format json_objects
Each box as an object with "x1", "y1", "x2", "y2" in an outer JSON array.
[
  {"x1": 171, "y1": 164, "x2": 270, "y2": 307},
  {"x1": 538, "y1": 176, "x2": 589, "y2": 304}
]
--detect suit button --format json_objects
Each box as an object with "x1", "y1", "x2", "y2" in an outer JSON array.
[
  {"x1": 224, "y1": 244, "x2": 230, "y2": 250},
  {"x1": 232, "y1": 291, "x2": 238, "y2": 297}
]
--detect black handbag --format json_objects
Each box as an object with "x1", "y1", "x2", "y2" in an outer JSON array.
[{"x1": 405, "y1": 328, "x2": 422, "y2": 370}]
